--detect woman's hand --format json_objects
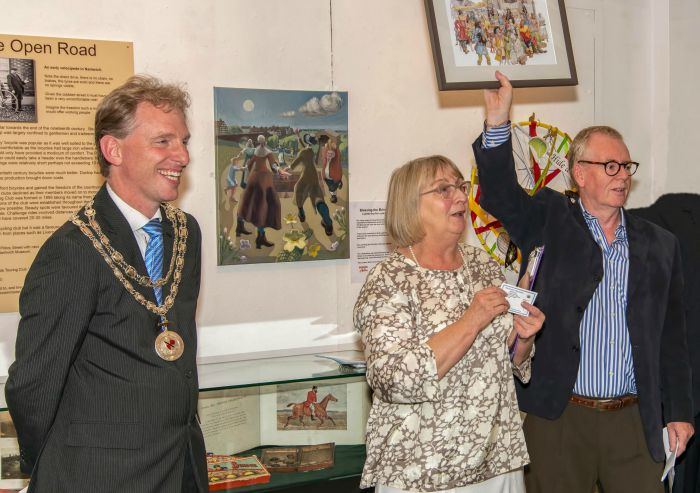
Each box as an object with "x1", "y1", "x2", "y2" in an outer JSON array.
[
  {"x1": 512, "y1": 302, "x2": 545, "y2": 341},
  {"x1": 462, "y1": 286, "x2": 509, "y2": 333},
  {"x1": 429, "y1": 285, "x2": 509, "y2": 379}
]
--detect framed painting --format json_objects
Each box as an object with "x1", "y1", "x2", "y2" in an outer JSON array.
[
  {"x1": 424, "y1": 0, "x2": 577, "y2": 90},
  {"x1": 258, "y1": 379, "x2": 369, "y2": 446},
  {"x1": 214, "y1": 87, "x2": 349, "y2": 265}
]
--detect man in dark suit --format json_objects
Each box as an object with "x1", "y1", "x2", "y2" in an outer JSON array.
[
  {"x1": 630, "y1": 194, "x2": 700, "y2": 493},
  {"x1": 472, "y1": 71, "x2": 694, "y2": 493},
  {"x1": 5, "y1": 75, "x2": 207, "y2": 492},
  {"x1": 7, "y1": 68, "x2": 26, "y2": 112}
]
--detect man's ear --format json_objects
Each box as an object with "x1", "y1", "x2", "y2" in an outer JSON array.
[
  {"x1": 99, "y1": 135, "x2": 122, "y2": 167},
  {"x1": 572, "y1": 162, "x2": 585, "y2": 187}
]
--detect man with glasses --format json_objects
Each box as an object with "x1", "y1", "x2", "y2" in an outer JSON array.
[{"x1": 471, "y1": 71, "x2": 694, "y2": 493}]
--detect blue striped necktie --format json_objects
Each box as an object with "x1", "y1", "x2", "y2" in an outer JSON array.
[{"x1": 142, "y1": 219, "x2": 163, "y2": 304}]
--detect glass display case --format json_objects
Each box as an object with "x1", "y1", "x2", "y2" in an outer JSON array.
[
  {"x1": 198, "y1": 351, "x2": 370, "y2": 492},
  {"x1": 0, "y1": 351, "x2": 370, "y2": 492}
]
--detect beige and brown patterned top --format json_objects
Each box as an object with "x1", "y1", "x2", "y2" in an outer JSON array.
[{"x1": 354, "y1": 244, "x2": 531, "y2": 492}]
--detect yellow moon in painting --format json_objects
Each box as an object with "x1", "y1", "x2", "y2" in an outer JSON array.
[{"x1": 242, "y1": 99, "x2": 254, "y2": 112}]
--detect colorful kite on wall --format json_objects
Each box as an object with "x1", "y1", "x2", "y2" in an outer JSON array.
[{"x1": 469, "y1": 114, "x2": 573, "y2": 271}]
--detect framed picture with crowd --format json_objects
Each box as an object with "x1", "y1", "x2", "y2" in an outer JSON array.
[{"x1": 424, "y1": 0, "x2": 577, "y2": 90}]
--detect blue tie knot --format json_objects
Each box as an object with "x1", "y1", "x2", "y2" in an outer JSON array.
[{"x1": 142, "y1": 218, "x2": 163, "y2": 238}]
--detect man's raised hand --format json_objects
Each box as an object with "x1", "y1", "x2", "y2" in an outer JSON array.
[{"x1": 484, "y1": 70, "x2": 513, "y2": 126}]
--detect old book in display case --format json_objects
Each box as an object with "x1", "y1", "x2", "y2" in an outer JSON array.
[
  {"x1": 207, "y1": 454, "x2": 271, "y2": 490},
  {"x1": 261, "y1": 442, "x2": 335, "y2": 473}
]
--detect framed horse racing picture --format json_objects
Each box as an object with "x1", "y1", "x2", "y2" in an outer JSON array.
[
  {"x1": 258, "y1": 379, "x2": 370, "y2": 446},
  {"x1": 276, "y1": 382, "x2": 347, "y2": 431},
  {"x1": 424, "y1": 0, "x2": 577, "y2": 90}
]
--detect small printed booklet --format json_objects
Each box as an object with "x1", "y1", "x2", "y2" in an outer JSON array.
[{"x1": 207, "y1": 454, "x2": 270, "y2": 490}]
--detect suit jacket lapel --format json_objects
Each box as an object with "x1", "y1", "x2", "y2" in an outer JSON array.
[
  {"x1": 626, "y1": 212, "x2": 649, "y2": 304},
  {"x1": 91, "y1": 185, "x2": 158, "y2": 305},
  {"x1": 571, "y1": 199, "x2": 589, "y2": 233},
  {"x1": 570, "y1": 197, "x2": 602, "y2": 255},
  {"x1": 161, "y1": 205, "x2": 174, "y2": 303}
]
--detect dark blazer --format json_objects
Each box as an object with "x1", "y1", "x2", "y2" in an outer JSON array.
[
  {"x1": 5, "y1": 185, "x2": 207, "y2": 492},
  {"x1": 473, "y1": 137, "x2": 693, "y2": 462},
  {"x1": 630, "y1": 194, "x2": 700, "y2": 413}
]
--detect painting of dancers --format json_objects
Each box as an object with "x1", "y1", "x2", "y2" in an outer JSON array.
[{"x1": 214, "y1": 87, "x2": 349, "y2": 265}]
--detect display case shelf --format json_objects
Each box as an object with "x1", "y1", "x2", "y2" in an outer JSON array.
[{"x1": 199, "y1": 350, "x2": 366, "y2": 391}]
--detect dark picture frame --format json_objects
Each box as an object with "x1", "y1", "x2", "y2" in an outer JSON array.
[{"x1": 424, "y1": 0, "x2": 577, "y2": 90}]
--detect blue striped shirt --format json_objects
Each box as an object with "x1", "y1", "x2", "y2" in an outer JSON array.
[
  {"x1": 481, "y1": 125, "x2": 637, "y2": 397},
  {"x1": 574, "y1": 202, "x2": 636, "y2": 397},
  {"x1": 482, "y1": 121, "x2": 511, "y2": 147}
]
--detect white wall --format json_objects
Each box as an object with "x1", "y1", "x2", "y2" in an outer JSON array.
[
  {"x1": 0, "y1": 0, "x2": 682, "y2": 375},
  {"x1": 665, "y1": 0, "x2": 700, "y2": 194}
]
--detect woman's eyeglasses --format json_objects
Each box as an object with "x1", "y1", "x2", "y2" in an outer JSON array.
[
  {"x1": 578, "y1": 160, "x2": 639, "y2": 176},
  {"x1": 420, "y1": 180, "x2": 470, "y2": 200}
]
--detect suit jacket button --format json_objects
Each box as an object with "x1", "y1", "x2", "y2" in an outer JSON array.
[
  {"x1": 185, "y1": 369, "x2": 193, "y2": 379},
  {"x1": 571, "y1": 345, "x2": 580, "y2": 352},
  {"x1": 576, "y1": 306, "x2": 584, "y2": 313},
  {"x1": 593, "y1": 274, "x2": 602, "y2": 282}
]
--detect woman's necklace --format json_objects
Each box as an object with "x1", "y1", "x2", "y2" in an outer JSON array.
[
  {"x1": 455, "y1": 246, "x2": 473, "y2": 306},
  {"x1": 408, "y1": 244, "x2": 473, "y2": 306}
]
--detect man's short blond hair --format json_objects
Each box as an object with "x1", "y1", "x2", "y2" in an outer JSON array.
[
  {"x1": 568, "y1": 125, "x2": 624, "y2": 187},
  {"x1": 386, "y1": 155, "x2": 465, "y2": 248},
  {"x1": 94, "y1": 74, "x2": 191, "y2": 176}
]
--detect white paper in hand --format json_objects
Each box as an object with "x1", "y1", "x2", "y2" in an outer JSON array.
[
  {"x1": 500, "y1": 283, "x2": 537, "y2": 316},
  {"x1": 661, "y1": 426, "x2": 678, "y2": 489}
]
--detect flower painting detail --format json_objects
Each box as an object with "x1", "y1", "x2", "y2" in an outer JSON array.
[{"x1": 215, "y1": 87, "x2": 349, "y2": 265}]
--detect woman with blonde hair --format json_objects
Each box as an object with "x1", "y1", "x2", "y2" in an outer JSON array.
[{"x1": 354, "y1": 155, "x2": 545, "y2": 492}]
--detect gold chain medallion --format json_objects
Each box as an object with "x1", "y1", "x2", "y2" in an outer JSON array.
[
  {"x1": 71, "y1": 200, "x2": 189, "y2": 361},
  {"x1": 82, "y1": 200, "x2": 185, "y2": 288},
  {"x1": 155, "y1": 330, "x2": 185, "y2": 361}
]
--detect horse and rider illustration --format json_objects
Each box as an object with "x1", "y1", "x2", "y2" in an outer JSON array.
[{"x1": 284, "y1": 386, "x2": 338, "y2": 428}]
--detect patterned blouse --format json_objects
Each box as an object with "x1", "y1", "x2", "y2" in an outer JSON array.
[{"x1": 354, "y1": 245, "x2": 531, "y2": 492}]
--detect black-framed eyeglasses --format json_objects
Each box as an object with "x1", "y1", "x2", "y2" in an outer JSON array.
[
  {"x1": 578, "y1": 159, "x2": 639, "y2": 176},
  {"x1": 420, "y1": 180, "x2": 470, "y2": 200}
]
